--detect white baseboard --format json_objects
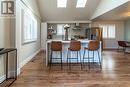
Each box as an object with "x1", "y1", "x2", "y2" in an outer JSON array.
[
  {"x1": 103, "y1": 47, "x2": 118, "y2": 50},
  {"x1": 41, "y1": 48, "x2": 46, "y2": 51},
  {"x1": 0, "y1": 68, "x2": 21, "y2": 83},
  {"x1": 20, "y1": 49, "x2": 41, "y2": 69},
  {"x1": 17, "y1": 68, "x2": 21, "y2": 75},
  {"x1": 0, "y1": 75, "x2": 6, "y2": 83}
]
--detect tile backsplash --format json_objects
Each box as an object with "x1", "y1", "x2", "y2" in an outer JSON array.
[{"x1": 47, "y1": 23, "x2": 90, "y2": 40}]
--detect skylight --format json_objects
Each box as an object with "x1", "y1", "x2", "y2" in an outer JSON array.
[
  {"x1": 57, "y1": 0, "x2": 67, "y2": 8},
  {"x1": 76, "y1": 0, "x2": 87, "y2": 8}
]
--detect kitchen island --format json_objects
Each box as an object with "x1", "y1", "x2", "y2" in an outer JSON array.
[{"x1": 46, "y1": 40, "x2": 102, "y2": 66}]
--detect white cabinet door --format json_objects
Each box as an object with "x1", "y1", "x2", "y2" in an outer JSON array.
[{"x1": 41, "y1": 22, "x2": 47, "y2": 50}]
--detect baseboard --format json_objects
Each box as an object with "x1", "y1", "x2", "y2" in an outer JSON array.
[
  {"x1": 41, "y1": 49, "x2": 46, "y2": 53},
  {"x1": 17, "y1": 68, "x2": 21, "y2": 75},
  {"x1": 20, "y1": 49, "x2": 41, "y2": 69},
  {"x1": 0, "y1": 68, "x2": 21, "y2": 83},
  {"x1": 0, "y1": 75, "x2": 6, "y2": 83},
  {"x1": 103, "y1": 48, "x2": 118, "y2": 50}
]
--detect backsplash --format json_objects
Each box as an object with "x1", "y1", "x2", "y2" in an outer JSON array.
[{"x1": 47, "y1": 23, "x2": 90, "y2": 40}]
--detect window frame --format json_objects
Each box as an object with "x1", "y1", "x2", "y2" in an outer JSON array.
[
  {"x1": 22, "y1": 9, "x2": 38, "y2": 44},
  {"x1": 100, "y1": 24, "x2": 116, "y2": 39},
  {"x1": 107, "y1": 25, "x2": 116, "y2": 39},
  {"x1": 56, "y1": 24, "x2": 65, "y2": 35}
]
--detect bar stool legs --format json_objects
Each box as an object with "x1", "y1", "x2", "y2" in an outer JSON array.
[
  {"x1": 50, "y1": 51, "x2": 52, "y2": 69},
  {"x1": 60, "y1": 51, "x2": 63, "y2": 70},
  {"x1": 83, "y1": 50, "x2": 102, "y2": 70},
  {"x1": 50, "y1": 51, "x2": 62, "y2": 70},
  {"x1": 88, "y1": 51, "x2": 90, "y2": 70},
  {"x1": 97, "y1": 50, "x2": 102, "y2": 69},
  {"x1": 83, "y1": 50, "x2": 91, "y2": 70},
  {"x1": 79, "y1": 51, "x2": 82, "y2": 70},
  {"x1": 79, "y1": 51, "x2": 82, "y2": 69},
  {"x1": 67, "y1": 51, "x2": 82, "y2": 70}
]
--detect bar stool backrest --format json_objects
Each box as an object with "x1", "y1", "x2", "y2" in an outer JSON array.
[
  {"x1": 51, "y1": 41, "x2": 62, "y2": 51},
  {"x1": 88, "y1": 40, "x2": 100, "y2": 51},
  {"x1": 69, "y1": 41, "x2": 81, "y2": 51}
]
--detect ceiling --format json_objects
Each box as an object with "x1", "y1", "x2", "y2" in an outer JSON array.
[
  {"x1": 37, "y1": 0, "x2": 101, "y2": 21},
  {"x1": 93, "y1": 1, "x2": 130, "y2": 21}
]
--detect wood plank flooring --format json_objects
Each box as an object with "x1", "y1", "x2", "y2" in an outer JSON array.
[{"x1": 10, "y1": 51, "x2": 130, "y2": 87}]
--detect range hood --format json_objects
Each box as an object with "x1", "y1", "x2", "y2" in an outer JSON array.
[{"x1": 73, "y1": 23, "x2": 81, "y2": 30}]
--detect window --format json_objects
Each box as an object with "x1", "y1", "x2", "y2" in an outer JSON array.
[
  {"x1": 22, "y1": 9, "x2": 37, "y2": 44},
  {"x1": 100, "y1": 24, "x2": 116, "y2": 39},
  {"x1": 57, "y1": 0, "x2": 67, "y2": 8},
  {"x1": 57, "y1": 24, "x2": 65, "y2": 35},
  {"x1": 76, "y1": 0, "x2": 88, "y2": 8}
]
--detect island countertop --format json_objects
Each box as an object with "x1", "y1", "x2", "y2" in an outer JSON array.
[
  {"x1": 46, "y1": 39, "x2": 95, "y2": 43},
  {"x1": 46, "y1": 39, "x2": 102, "y2": 66}
]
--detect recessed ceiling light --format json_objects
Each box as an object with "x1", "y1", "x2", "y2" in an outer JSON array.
[
  {"x1": 57, "y1": 0, "x2": 67, "y2": 8},
  {"x1": 76, "y1": 0, "x2": 87, "y2": 8}
]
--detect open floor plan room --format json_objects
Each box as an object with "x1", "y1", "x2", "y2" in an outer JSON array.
[{"x1": 1, "y1": 0, "x2": 130, "y2": 87}]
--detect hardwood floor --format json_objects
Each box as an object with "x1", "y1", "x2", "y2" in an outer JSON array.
[{"x1": 10, "y1": 51, "x2": 130, "y2": 87}]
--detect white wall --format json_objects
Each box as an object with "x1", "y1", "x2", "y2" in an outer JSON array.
[
  {"x1": 124, "y1": 19, "x2": 130, "y2": 41},
  {"x1": 0, "y1": 0, "x2": 41, "y2": 82},
  {"x1": 92, "y1": 21, "x2": 124, "y2": 49},
  {"x1": 0, "y1": 17, "x2": 15, "y2": 83},
  {"x1": 0, "y1": 18, "x2": 15, "y2": 48},
  {"x1": 91, "y1": 0, "x2": 130, "y2": 20},
  {"x1": 20, "y1": 0, "x2": 41, "y2": 18},
  {"x1": 41, "y1": 23, "x2": 47, "y2": 50},
  {"x1": 16, "y1": 0, "x2": 41, "y2": 72}
]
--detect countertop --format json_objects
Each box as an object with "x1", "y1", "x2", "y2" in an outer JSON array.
[{"x1": 46, "y1": 39, "x2": 93, "y2": 43}]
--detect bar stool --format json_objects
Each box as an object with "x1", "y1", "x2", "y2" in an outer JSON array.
[
  {"x1": 50, "y1": 41, "x2": 62, "y2": 69},
  {"x1": 83, "y1": 40, "x2": 102, "y2": 70},
  {"x1": 67, "y1": 41, "x2": 82, "y2": 69}
]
